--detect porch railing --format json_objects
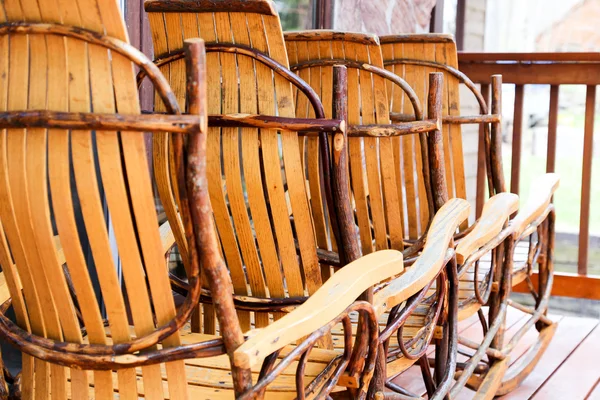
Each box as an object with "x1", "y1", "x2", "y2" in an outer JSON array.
[{"x1": 458, "y1": 52, "x2": 600, "y2": 300}]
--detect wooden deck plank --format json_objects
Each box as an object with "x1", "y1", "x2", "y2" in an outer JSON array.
[
  {"x1": 533, "y1": 324, "x2": 600, "y2": 399},
  {"x1": 389, "y1": 305, "x2": 599, "y2": 399},
  {"x1": 500, "y1": 316, "x2": 599, "y2": 399}
]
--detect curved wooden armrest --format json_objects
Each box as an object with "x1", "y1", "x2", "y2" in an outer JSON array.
[
  {"x1": 510, "y1": 173, "x2": 559, "y2": 238},
  {"x1": 373, "y1": 199, "x2": 470, "y2": 315},
  {"x1": 455, "y1": 193, "x2": 519, "y2": 264},
  {"x1": 233, "y1": 250, "x2": 404, "y2": 369},
  {"x1": 159, "y1": 220, "x2": 177, "y2": 256}
]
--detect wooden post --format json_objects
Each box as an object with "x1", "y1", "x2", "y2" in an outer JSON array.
[
  {"x1": 546, "y1": 85, "x2": 559, "y2": 173},
  {"x1": 511, "y1": 84, "x2": 524, "y2": 196},
  {"x1": 183, "y1": 38, "x2": 252, "y2": 396},
  {"x1": 331, "y1": 65, "x2": 360, "y2": 265},
  {"x1": 491, "y1": 75, "x2": 506, "y2": 194},
  {"x1": 476, "y1": 83, "x2": 490, "y2": 218},
  {"x1": 578, "y1": 85, "x2": 595, "y2": 275},
  {"x1": 427, "y1": 72, "x2": 448, "y2": 212}
]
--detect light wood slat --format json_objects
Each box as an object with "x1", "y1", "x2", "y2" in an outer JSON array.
[
  {"x1": 60, "y1": 0, "x2": 141, "y2": 397},
  {"x1": 340, "y1": 41, "x2": 376, "y2": 255},
  {"x1": 195, "y1": 13, "x2": 250, "y2": 332},
  {"x1": 309, "y1": 40, "x2": 335, "y2": 281},
  {"x1": 98, "y1": 1, "x2": 188, "y2": 395},
  {"x1": 230, "y1": 14, "x2": 288, "y2": 325},
  {"x1": 411, "y1": 40, "x2": 431, "y2": 233},
  {"x1": 24, "y1": 0, "x2": 94, "y2": 397},
  {"x1": 444, "y1": 41, "x2": 467, "y2": 208},
  {"x1": 397, "y1": 42, "x2": 420, "y2": 239},
  {"x1": 264, "y1": 17, "x2": 323, "y2": 297},
  {"x1": 0, "y1": 4, "x2": 35, "y2": 398},
  {"x1": 215, "y1": 13, "x2": 270, "y2": 328},
  {"x1": 2, "y1": 1, "x2": 55, "y2": 398},
  {"x1": 246, "y1": 14, "x2": 307, "y2": 299},
  {"x1": 368, "y1": 44, "x2": 404, "y2": 251},
  {"x1": 380, "y1": 43, "x2": 406, "y2": 239},
  {"x1": 352, "y1": 41, "x2": 388, "y2": 251}
]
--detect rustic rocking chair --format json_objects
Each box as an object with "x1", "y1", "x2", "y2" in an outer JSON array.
[
  {"x1": 144, "y1": 1, "x2": 471, "y2": 398},
  {"x1": 0, "y1": 0, "x2": 453, "y2": 398},
  {"x1": 284, "y1": 30, "x2": 522, "y2": 397},
  {"x1": 379, "y1": 34, "x2": 560, "y2": 395}
]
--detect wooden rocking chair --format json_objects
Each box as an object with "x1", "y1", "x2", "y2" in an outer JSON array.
[
  {"x1": 0, "y1": 0, "x2": 455, "y2": 398},
  {"x1": 144, "y1": 1, "x2": 471, "y2": 398},
  {"x1": 284, "y1": 30, "x2": 522, "y2": 398},
  {"x1": 379, "y1": 34, "x2": 560, "y2": 395},
  {"x1": 0, "y1": 0, "x2": 471, "y2": 399}
]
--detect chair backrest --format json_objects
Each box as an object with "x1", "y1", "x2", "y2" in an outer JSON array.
[
  {"x1": 286, "y1": 31, "x2": 432, "y2": 248},
  {"x1": 0, "y1": 0, "x2": 188, "y2": 398},
  {"x1": 380, "y1": 35, "x2": 468, "y2": 228},
  {"x1": 146, "y1": 0, "x2": 325, "y2": 333}
]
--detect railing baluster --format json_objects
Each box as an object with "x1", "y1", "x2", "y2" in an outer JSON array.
[
  {"x1": 476, "y1": 83, "x2": 490, "y2": 218},
  {"x1": 511, "y1": 84, "x2": 524, "y2": 196},
  {"x1": 578, "y1": 85, "x2": 595, "y2": 276},
  {"x1": 546, "y1": 85, "x2": 559, "y2": 173}
]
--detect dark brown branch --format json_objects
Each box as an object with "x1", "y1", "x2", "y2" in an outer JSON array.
[
  {"x1": 209, "y1": 113, "x2": 342, "y2": 133},
  {"x1": 142, "y1": 43, "x2": 326, "y2": 119},
  {"x1": 427, "y1": 72, "x2": 449, "y2": 212},
  {"x1": 0, "y1": 22, "x2": 181, "y2": 115},
  {"x1": 0, "y1": 111, "x2": 201, "y2": 133},
  {"x1": 144, "y1": 0, "x2": 277, "y2": 15},
  {"x1": 390, "y1": 112, "x2": 500, "y2": 125},
  {"x1": 383, "y1": 58, "x2": 488, "y2": 114},
  {"x1": 183, "y1": 38, "x2": 252, "y2": 395},
  {"x1": 348, "y1": 120, "x2": 438, "y2": 137},
  {"x1": 290, "y1": 58, "x2": 424, "y2": 121}
]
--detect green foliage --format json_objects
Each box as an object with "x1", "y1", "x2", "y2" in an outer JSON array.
[{"x1": 274, "y1": 0, "x2": 312, "y2": 30}]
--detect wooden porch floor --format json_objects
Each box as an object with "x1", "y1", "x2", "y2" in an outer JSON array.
[{"x1": 392, "y1": 305, "x2": 600, "y2": 399}]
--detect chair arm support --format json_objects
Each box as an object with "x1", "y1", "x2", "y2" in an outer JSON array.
[
  {"x1": 510, "y1": 173, "x2": 560, "y2": 238},
  {"x1": 455, "y1": 193, "x2": 519, "y2": 264},
  {"x1": 232, "y1": 250, "x2": 404, "y2": 369},
  {"x1": 373, "y1": 198, "x2": 470, "y2": 316}
]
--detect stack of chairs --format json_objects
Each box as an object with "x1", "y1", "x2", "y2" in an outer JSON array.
[{"x1": 0, "y1": 0, "x2": 558, "y2": 399}]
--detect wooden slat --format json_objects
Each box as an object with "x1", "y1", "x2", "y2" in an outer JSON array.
[
  {"x1": 398, "y1": 42, "x2": 420, "y2": 239},
  {"x1": 458, "y1": 59, "x2": 600, "y2": 86},
  {"x1": 510, "y1": 84, "x2": 524, "y2": 196},
  {"x1": 546, "y1": 85, "x2": 559, "y2": 173},
  {"x1": 343, "y1": 41, "x2": 375, "y2": 253},
  {"x1": 578, "y1": 85, "x2": 595, "y2": 276}
]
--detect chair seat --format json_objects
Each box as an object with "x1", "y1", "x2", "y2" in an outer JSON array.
[
  {"x1": 66, "y1": 330, "x2": 341, "y2": 399},
  {"x1": 429, "y1": 240, "x2": 532, "y2": 320}
]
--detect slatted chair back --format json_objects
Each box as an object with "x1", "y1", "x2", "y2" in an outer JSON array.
[
  {"x1": 0, "y1": 0, "x2": 190, "y2": 398},
  {"x1": 286, "y1": 31, "x2": 433, "y2": 251},
  {"x1": 146, "y1": 0, "x2": 326, "y2": 334},
  {"x1": 380, "y1": 35, "x2": 472, "y2": 230}
]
